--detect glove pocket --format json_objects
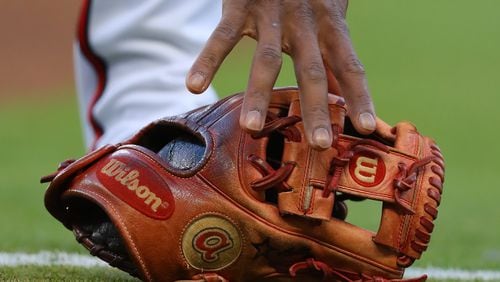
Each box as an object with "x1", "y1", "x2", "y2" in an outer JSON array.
[{"x1": 56, "y1": 145, "x2": 184, "y2": 281}]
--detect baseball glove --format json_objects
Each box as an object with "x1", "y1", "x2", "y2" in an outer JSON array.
[{"x1": 42, "y1": 87, "x2": 445, "y2": 282}]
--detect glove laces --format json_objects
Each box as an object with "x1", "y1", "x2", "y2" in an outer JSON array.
[{"x1": 248, "y1": 113, "x2": 302, "y2": 192}]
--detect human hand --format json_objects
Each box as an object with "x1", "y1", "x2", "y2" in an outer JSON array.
[{"x1": 186, "y1": 0, "x2": 375, "y2": 150}]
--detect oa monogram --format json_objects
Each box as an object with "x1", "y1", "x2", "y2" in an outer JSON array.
[
  {"x1": 193, "y1": 227, "x2": 234, "y2": 263},
  {"x1": 181, "y1": 214, "x2": 242, "y2": 270},
  {"x1": 349, "y1": 151, "x2": 386, "y2": 187}
]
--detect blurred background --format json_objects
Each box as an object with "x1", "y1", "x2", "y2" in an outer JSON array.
[
  {"x1": 0, "y1": 0, "x2": 499, "y2": 280},
  {"x1": 0, "y1": 1, "x2": 79, "y2": 99}
]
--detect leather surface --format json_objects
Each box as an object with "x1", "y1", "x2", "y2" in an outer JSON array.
[
  {"x1": 43, "y1": 87, "x2": 444, "y2": 282},
  {"x1": 277, "y1": 98, "x2": 345, "y2": 221}
]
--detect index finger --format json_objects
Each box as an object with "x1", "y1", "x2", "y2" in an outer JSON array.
[{"x1": 186, "y1": 15, "x2": 244, "y2": 94}]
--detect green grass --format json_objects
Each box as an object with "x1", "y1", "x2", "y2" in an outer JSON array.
[
  {"x1": 347, "y1": 1, "x2": 500, "y2": 270},
  {"x1": 1, "y1": 0, "x2": 500, "y2": 280},
  {"x1": 0, "y1": 266, "x2": 137, "y2": 281},
  {"x1": 0, "y1": 90, "x2": 84, "y2": 253}
]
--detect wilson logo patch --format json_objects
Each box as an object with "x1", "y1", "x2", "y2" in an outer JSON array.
[
  {"x1": 349, "y1": 151, "x2": 386, "y2": 187},
  {"x1": 182, "y1": 214, "x2": 242, "y2": 271},
  {"x1": 97, "y1": 156, "x2": 175, "y2": 219}
]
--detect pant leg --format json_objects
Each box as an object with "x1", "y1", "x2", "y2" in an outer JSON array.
[{"x1": 74, "y1": 0, "x2": 221, "y2": 149}]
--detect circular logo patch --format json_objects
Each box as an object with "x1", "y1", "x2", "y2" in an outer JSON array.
[
  {"x1": 181, "y1": 214, "x2": 242, "y2": 271},
  {"x1": 349, "y1": 151, "x2": 386, "y2": 187}
]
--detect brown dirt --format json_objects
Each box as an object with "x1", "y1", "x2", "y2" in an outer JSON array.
[{"x1": 0, "y1": 1, "x2": 81, "y2": 98}]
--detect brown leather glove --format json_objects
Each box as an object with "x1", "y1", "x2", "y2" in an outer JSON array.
[{"x1": 42, "y1": 87, "x2": 444, "y2": 282}]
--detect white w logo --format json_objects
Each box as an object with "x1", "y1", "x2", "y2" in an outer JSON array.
[{"x1": 354, "y1": 156, "x2": 378, "y2": 184}]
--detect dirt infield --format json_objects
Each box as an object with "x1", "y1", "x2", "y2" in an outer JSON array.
[{"x1": 0, "y1": 1, "x2": 81, "y2": 98}]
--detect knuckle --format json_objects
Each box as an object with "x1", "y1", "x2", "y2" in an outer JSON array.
[
  {"x1": 354, "y1": 93, "x2": 374, "y2": 108},
  {"x1": 332, "y1": 18, "x2": 349, "y2": 35},
  {"x1": 198, "y1": 52, "x2": 219, "y2": 69},
  {"x1": 257, "y1": 44, "x2": 282, "y2": 66},
  {"x1": 345, "y1": 91, "x2": 374, "y2": 113},
  {"x1": 310, "y1": 103, "x2": 329, "y2": 117},
  {"x1": 329, "y1": 9, "x2": 347, "y2": 28},
  {"x1": 246, "y1": 90, "x2": 268, "y2": 103},
  {"x1": 293, "y1": 2, "x2": 315, "y2": 26},
  {"x1": 320, "y1": 2, "x2": 349, "y2": 35},
  {"x1": 213, "y1": 21, "x2": 241, "y2": 42},
  {"x1": 336, "y1": 0, "x2": 349, "y2": 17},
  {"x1": 340, "y1": 55, "x2": 366, "y2": 76},
  {"x1": 301, "y1": 62, "x2": 327, "y2": 83},
  {"x1": 302, "y1": 97, "x2": 329, "y2": 117},
  {"x1": 355, "y1": 91, "x2": 373, "y2": 103}
]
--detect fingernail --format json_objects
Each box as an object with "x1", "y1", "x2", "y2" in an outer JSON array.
[
  {"x1": 189, "y1": 73, "x2": 206, "y2": 91},
  {"x1": 359, "y1": 112, "x2": 376, "y2": 131},
  {"x1": 245, "y1": 110, "x2": 262, "y2": 131},
  {"x1": 313, "y1": 127, "x2": 332, "y2": 149}
]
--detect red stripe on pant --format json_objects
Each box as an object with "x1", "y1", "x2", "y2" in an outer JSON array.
[{"x1": 77, "y1": 0, "x2": 107, "y2": 149}]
